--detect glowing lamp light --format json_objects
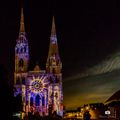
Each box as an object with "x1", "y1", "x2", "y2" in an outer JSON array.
[
  {"x1": 105, "y1": 110, "x2": 110, "y2": 115},
  {"x1": 86, "y1": 106, "x2": 89, "y2": 110},
  {"x1": 13, "y1": 113, "x2": 21, "y2": 118},
  {"x1": 81, "y1": 108, "x2": 84, "y2": 111}
]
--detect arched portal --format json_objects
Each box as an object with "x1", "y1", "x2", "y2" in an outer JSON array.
[
  {"x1": 35, "y1": 94, "x2": 40, "y2": 106},
  {"x1": 42, "y1": 96, "x2": 44, "y2": 106},
  {"x1": 19, "y1": 58, "x2": 24, "y2": 67},
  {"x1": 30, "y1": 97, "x2": 33, "y2": 106}
]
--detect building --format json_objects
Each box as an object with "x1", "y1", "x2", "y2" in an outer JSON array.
[
  {"x1": 104, "y1": 89, "x2": 120, "y2": 119},
  {"x1": 14, "y1": 7, "x2": 63, "y2": 117},
  {"x1": 64, "y1": 109, "x2": 82, "y2": 119}
]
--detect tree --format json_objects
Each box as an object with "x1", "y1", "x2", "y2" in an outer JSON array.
[
  {"x1": 13, "y1": 93, "x2": 23, "y2": 112},
  {"x1": 0, "y1": 64, "x2": 14, "y2": 120}
]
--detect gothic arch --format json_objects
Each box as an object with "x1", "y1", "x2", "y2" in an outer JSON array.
[
  {"x1": 16, "y1": 76, "x2": 21, "y2": 85},
  {"x1": 22, "y1": 77, "x2": 25, "y2": 85},
  {"x1": 30, "y1": 97, "x2": 33, "y2": 106},
  {"x1": 24, "y1": 46, "x2": 26, "y2": 52},
  {"x1": 19, "y1": 58, "x2": 24, "y2": 67},
  {"x1": 35, "y1": 94, "x2": 40, "y2": 106},
  {"x1": 21, "y1": 48, "x2": 23, "y2": 53},
  {"x1": 16, "y1": 48, "x2": 19, "y2": 54},
  {"x1": 42, "y1": 96, "x2": 44, "y2": 106}
]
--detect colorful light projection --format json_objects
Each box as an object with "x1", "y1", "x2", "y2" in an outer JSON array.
[
  {"x1": 30, "y1": 76, "x2": 48, "y2": 94},
  {"x1": 50, "y1": 35, "x2": 57, "y2": 44},
  {"x1": 15, "y1": 33, "x2": 29, "y2": 63}
]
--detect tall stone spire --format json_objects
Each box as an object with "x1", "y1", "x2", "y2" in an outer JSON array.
[
  {"x1": 20, "y1": 7, "x2": 25, "y2": 32},
  {"x1": 48, "y1": 16, "x2": 59, "y2": 58},
  {"x1": 46, "y1": 16, "x2": 62, "y2": 72},
  {"x1": 17, "y1": 5, "x2": 27, "y2": 43},
  {"x1": 15, "y1": 2, "x2": 29, "y2": 73},
  {"x1": 51, "y1": 16, "x2": 56, "y2": 36}
]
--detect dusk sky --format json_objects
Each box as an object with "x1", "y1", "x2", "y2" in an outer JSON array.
[{"x1": 1, "y1": 0, "x2": 120, "y2": 109}]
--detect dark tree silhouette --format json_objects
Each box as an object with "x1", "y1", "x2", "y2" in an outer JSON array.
[
  {"x1": 13, "y1": 93, "x2": 23, "y2": 112},
  {"x1": 0, "y1": 64, "x2": 14, "y2": 120}
]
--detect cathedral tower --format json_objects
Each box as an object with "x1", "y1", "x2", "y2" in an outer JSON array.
[
  {"x1": 15, "y1": 7, "x2": 29, "y2": 73},
  {"x1": 46, "y1": 16, "x2": 63, "y2": 116},
  {"x1": 14, "y1": 6, "x2": 29, "y2": 106},
  {"x1": 46, "y1": 16, "x2": 62, "y2": 74}
]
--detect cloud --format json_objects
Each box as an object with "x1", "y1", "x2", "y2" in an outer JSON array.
[
  {"x1": 64, "y1": 51, "x2": 120, "y2": 82},
  {"x1": 63, "y1": 67, "x2": 120, "y2": 109},
  {"x1": 63, "y1": 50, "x2": 120, "y2": 109}
]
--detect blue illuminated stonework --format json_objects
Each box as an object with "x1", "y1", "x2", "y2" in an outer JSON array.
[{"x1": 14, "y1": 7, "x2": 63, "y2": 117}]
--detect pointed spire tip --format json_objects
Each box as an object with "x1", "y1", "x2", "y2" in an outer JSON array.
[
  {"x1": 51, "y1": 16, "x2": 56, "y2": 35},
  {"x1": 20, "y1": 7, "x2": 25, "y2": 32}
]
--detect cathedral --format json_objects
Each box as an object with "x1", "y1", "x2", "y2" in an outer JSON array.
[{"x1": 14, "y1": 7, "x2": 63, "y2": 117}]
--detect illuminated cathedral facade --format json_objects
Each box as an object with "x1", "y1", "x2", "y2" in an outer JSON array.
[{"x1": 14, "y1": 7, "x2": 63, "y2": 117}]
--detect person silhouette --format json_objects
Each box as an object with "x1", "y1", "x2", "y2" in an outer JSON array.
[
  {"x1": 0, "y1": 64, "x2": 14, "y2": 120},
  {"x1": 83, "y1": 110, "x2": 91, "y2": 120}
]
